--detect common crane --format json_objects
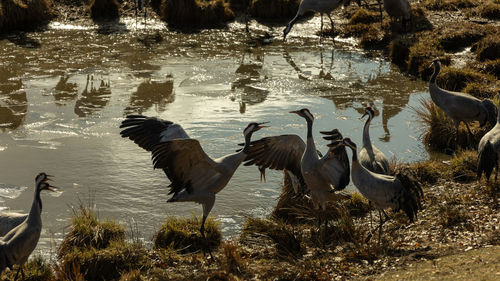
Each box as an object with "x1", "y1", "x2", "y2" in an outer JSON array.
[
  {"x1": 380, "y1": 0, "x2": 412, "y2": 32},
  {"x1": 359, "y1": 106, "x2": 390, "y2": 175},
  {"x1": 477, "y1": 92, "x2": 500, "y2": 182},
  {"x1": 0, "y1": 173, "x2": 58, "y2": 280},
  {"x1": 283, "y1": 0, "x2": 361, "y2": 40},
  {"x1": 242, "y1": 108, "x2": 350, "y2": 227},
  {"x1": 119, "y1": 115, "x2": 268, "y2": 252},
  {"x1": 429, "y1": 58, "x2": 496, "y2": 145},
  {"x1": 330, "y1": 138, "x2": 422, "y2": 243}
]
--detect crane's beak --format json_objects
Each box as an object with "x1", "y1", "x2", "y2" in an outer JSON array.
[
  {"x1": 327, "y1": 141, "x2": 345, "y2": 148},
  {"x1": 289, "y1": 110, "x2": 300, "y2": 114},
  {"x1": 257, "y1": 121, "x2": 271, "y2": 130},
  {"x1": 361, "y1": 112, "x2": 368, "y2": 119},
  {"x1": 45, "y1": 174, "x2": 55, "y2": 182},
  {"x1": 46, "y1": 184, "x2": 60, "y2": 192}
]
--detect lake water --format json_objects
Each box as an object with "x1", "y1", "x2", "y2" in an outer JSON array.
[{"x1": 0, "y1": 17, "x2": 428, "y2": 255}]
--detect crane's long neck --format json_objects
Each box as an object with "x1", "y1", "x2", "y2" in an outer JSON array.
[
  {"x1": 27, "y1": 185, "x2": 43, "y2": 224},
  {"x1": 362, "y1": 116, "x2": 372, "y2": 149},
  {"x1": 306, "y1": 118, "x2": 313, "y2": 139},
  {"x1": 429, "y1": 62, "x2": 440, "y2": 84},
  {"x1": 242, "y1": 131, "x2": 254, "y2": 154},
  {"x1": 349, "y1": 146, "x2": 358, "y2": 164}
]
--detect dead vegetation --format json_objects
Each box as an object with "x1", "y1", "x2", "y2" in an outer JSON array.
[
  {"x1": 0, "y1": 0, "x2": 53, "y2": 32},
  {"x1": 89, "y1": 0, "x2": 120, "y2": 21},
  {"x1": 160, "y1": 0, "x2": 234, "y2": 28}
]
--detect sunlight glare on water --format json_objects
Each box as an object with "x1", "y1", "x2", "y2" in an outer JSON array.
[{"x1": 0, "y1": 19, "x2": 428, "y2": 254}]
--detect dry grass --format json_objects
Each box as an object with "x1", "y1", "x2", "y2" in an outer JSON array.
[
  {"x1": 437, "y1": 66, "x2": 494, "y2": 92},
  {"x1": 450, "y1": 149, "x2": 478, "y2": 182},
  {"x1": 153, "y1": 215, "x2": 221, "y2": 253},
  {"x1": 1, "y1": 255, "x2": 54, "y2": 281},
  {"x1": 477, "y1": 2, "x2": 500, "y2": 19},
  {"x1": 437, "y1": 22, "x2": 487, "y2": 52},
  {"x1": 0, "y1": 0, "x2": 53, "y2": 32},
  {"x1": 473, "y1": 34, "x2": 500, "y2": 61},
  {"x1": 160, "y1": 0, "x2": 234, "y2": 28},
  {"x1": 409, "y1": 161, "x2": 446, "y2": 185},
  {"x1": 348, "y1": 8, "x2": 379, "y2": 25},
  {"x1": 413, "y1": 98, "x2": 487, "y2": 151},
  {"x1": 389, "y1": 36, "x2": 418, "y2": 70},
  {"x1": 89, "y1": 0, "x2": 120, "y2": 20},
  {"x1": 57, "y1": 207, "x2": 125, "y2": 257},
  {"x1": 423, "y1": 0, "x2": 478, "y2": 10},
  {"x1": 58, "y1": 241, "x2": 148, "y2": 281},
  {"x1": 218, "y1": 242, "x2": 247, "y2": 275},
  {"x1": 407, "y1": 35, "x2": 451, "y2": 79},
  {"x1": 464, "y1": 82, "x2": 499, "y2": 99}
]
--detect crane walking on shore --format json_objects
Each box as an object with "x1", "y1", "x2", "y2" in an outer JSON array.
[
  {"x1": 329, "y1": 138, "x2": 423, "y2": 243},
  {"x1": 283, "y1": 0, "x2": 361, "y2": 40},
  {"x1": 0, "y1": 173, "x2": 58, "y2": 280},
  {"x1": 429, "y1": 58, "x2": 496, "y2": 146}
]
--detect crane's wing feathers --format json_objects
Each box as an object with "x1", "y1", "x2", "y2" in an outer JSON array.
[
  {"x1": 151, "y1": 139, "x2": 219, "y2": 195},
  {"x1": 120, "y1": 115, "x2": 189, "y2": 151},
  {"x1": 243, "y1": 134, "x2": 305, "y2": 178}
]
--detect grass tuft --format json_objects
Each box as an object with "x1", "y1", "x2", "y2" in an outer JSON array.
[
  {"x1": 89, "y1": 0, "x2": 120, "y2": 21},
  {"x1": 464, "y1": 82, "x2": 498, "y2": 99},
  {"x1": 58, "y1": 207, "x2": 125, "y2": 257},
  {"x1": 436, "y1": 66, "x2": 493, "y2": 92},
  {"x1": 450, "y1": 150, "x2": 478, "y2": 182},
  {"x1": 59, "y1": 241, "x2": 148, "y2": 281},
  {"x1": 219, "y1": 241, "x2": 247, "y2": 275},
  {"x1": 348, "y1": 9, "x2": 379, "y2": 25},
  {"x1": 240, "y1": 217, "x2": 303, "y2": 259},
  {"x1": 410, "y1": 161, "x2": 446, "y2": 185},
  {"x1": 389, "y1": 36, "x2": 418, "y2": 69},
  {"x1": 407, "y1": 36, "x2": 450, "y2": 80},
  {"x1": 438, "y1": 199, "x2": 471, "y2": 228},
  {"x1": 153, "y1": 215, "x2": 221, "y2": 253},
  {"x1": 473, "y1": 34, "x2": 500, "y2": 61},
  {"x1": 2, "y1": 255, "x2": 54, "y2": 281},
  {"x1": 0, "y1": 0, "x2": 53, "y2": 32},
  {"x1": 437, "y1": 23, "x2": 487, "y2": 52},
  {"x1": 478, "y1": 2, "x2": 500, "y2": 19},
  {"x1": 423, "y1": 0, "x2": 477, "y2": 10},
  {"x1": 413, "y1": 98, "x2": 486, "y2": 151},
  {"x1": 119, "y1": 269, "x2": 147, "y2": 281},
  {"x1": 160, "y1": 0, "x2": 235, "y2": 28}
]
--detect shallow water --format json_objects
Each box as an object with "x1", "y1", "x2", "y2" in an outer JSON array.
[{"x1": 0, "y1": 18, "x2": 429, "y2": 254}]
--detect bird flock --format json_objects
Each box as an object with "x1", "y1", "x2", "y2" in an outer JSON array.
[{"x1": 0, "y1": 0, "x2": 498, "y2": 276}]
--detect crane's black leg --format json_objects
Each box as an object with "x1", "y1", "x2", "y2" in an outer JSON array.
[
  {"x1": 13, "y1": 265, "x2": 23, "y2": 281},
  {"x1": 327, "y1": 13, "x2": 334, "y2": 36},
  {"x1": 320, "y1": 13, "x2": 324, "y2": 43},
  {"x1": 199, "y1": 215, "x2": 214, "y2": 260}
]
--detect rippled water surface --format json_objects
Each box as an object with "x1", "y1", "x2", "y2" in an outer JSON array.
[{"x1": 0, "y1": 19, "x2": 428, "y2": 254}]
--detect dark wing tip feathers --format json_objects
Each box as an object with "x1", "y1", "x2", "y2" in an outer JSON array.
[{"x1": 477, "y1": 141, "x2": 497, "y2": 181}]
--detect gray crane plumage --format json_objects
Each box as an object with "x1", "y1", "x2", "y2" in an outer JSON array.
[
  {"x1": 333, "y1": 138, "x2": 422, "y2": 242},
  {"x1": 359, "y1": 107, "x2": 390, "y2": 175},
  {"x1": 429, "y1": 58, "x2": 497, "y2": 143},
  {"x1": 381, "y1": 0, "x2": 411, "y2": 31},
  {"x1": 0, "y1": 173, "x2": 57, "y2": 280},
  {"x1": 283, "y1": 0, "x2": 360, "y2": 39},
  {"x1": 0, "y1": 213, "x2": 27, "y2": 237},
  {"x1": 243, "y1": 109, "x2": 350, "y2": 216},
  {"x1": 120, "y1": 115, "x2": 267, "y2": 238},
  {"x1": 477, "y1": 92, "x2": 500, "y2": 182}
]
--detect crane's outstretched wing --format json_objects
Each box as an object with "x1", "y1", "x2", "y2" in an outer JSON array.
[
  {"x1": 320, "y1": 129, "x2": 350, "y2": 190},
  {"x1": 151, "y1": 139, "x2": 221, "y2": 195},
  {"x1": 242, "y1": 134, "x2": 305, "y2": 180},
  {"x1": 120, "y1": 115, "x2": 189, "y2": 151}
]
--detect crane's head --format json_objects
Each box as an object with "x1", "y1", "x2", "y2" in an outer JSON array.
[
  {"x1": 290, "y1": 108, "x2": 314, "y2": 121},
  {"x1": 342, "y1": 138, "x2": 357, "y2": 150},
  {"x1": 430, "y1": 58, "x2": 441, "y2": 68},
  {"x1": 35, "y1": 172, "x2": 58, "y2": 192},
  {"x1": 243, "y1": 122, "x2": 270, "y2": 136},
  {"x1": 361, "y1": 106, "x2": 375, "y2": 120}
]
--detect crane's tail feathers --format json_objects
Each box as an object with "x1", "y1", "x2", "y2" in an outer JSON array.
[
  {"x1": 481, "y1": 99, "x2": 497, "y2": 127},
  {"x1": 477, "y1": 140, "x2": 497, "y2": 181},
  {"x1": 394, "y1": 167, "x2": 424, "y2": 222}
]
